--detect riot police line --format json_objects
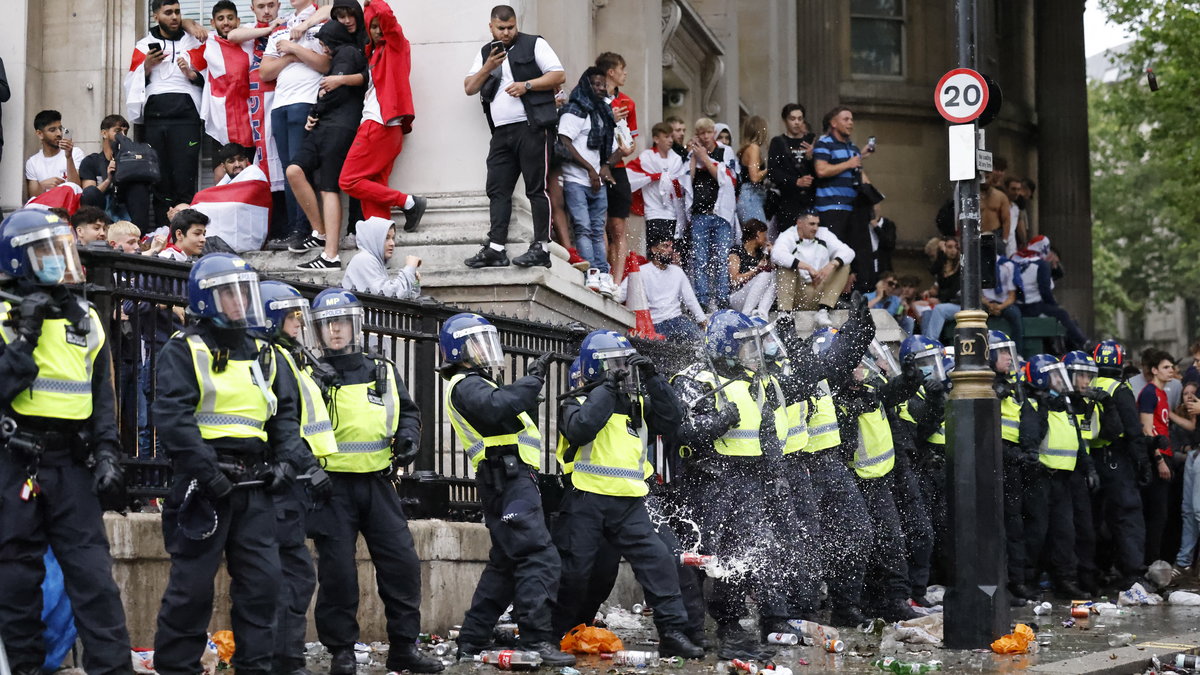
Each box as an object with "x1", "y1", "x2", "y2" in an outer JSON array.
[{"x1": 0, "y1": 208, "x2": 1157, "y2": 672}]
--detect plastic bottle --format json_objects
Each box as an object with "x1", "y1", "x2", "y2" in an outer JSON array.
[
  {"x1": 872, "y1": 657, "x2": 942, "y2": 674},
  {"x1": 1107, "y1": 633, "x2": 1134, "y2": 647},
  {"x1": 1176, "y1": 654, "x2": 1200, "y2": 668},
  {"x1": 610, "y1": 650, "x2": 659, "y2": 667},
  {"x1": 765, "y1": 632, "x2": 799, "y2": 645},
  {"x1": 787, "y1": 619, "x2": 840, "y2": 644},
  {"x1": 474, "y1": 650, "x2": 543, "y2": 670}
]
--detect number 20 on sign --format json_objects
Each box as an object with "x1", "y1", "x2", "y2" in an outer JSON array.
[{"x1": 935, "y1": 68, "x2": 990, "y2": 124}]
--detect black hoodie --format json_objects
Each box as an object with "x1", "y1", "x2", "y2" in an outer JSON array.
[{"x1": 310, "y1": 20, "x2": 367, "y2": 128}]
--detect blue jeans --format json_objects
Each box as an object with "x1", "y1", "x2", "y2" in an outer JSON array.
[
  {"x1": 923, "y1": 302, "x2": 960, "y2": 341},
  {"x1": 737, "y1": 183, "x2": 767, "y2": 224},
  {"x1": 564, "y1": 182, "x2": 610, "y2": 274},
  {"x1": 689, "y1": 214, "x2": 733, "y2": 307},
  {"x1": 1177, "y1": 451, "x2": 1200, "y2": 567},
  {"x1": 272, "y1": 103, "x2": 312, "y2": 237},
  {"x1": 656, "y1": 315, "x2": 703, "y2": 342}
]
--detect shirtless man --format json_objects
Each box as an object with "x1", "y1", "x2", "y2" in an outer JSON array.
[{"x1": 980, "y1": 170, "x2": 1011, "y2": 242}]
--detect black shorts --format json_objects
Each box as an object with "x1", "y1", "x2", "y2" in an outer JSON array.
[
  {"x1": 606, "y1": 166, "x2": 632, "y2": 219},
  {"x1": 290, "y1": 124, "x2": 357, "y2": 192}
]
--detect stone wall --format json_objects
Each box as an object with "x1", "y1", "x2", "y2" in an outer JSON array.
[{"x1": 106, "y1": 513, "x2": 643, "y2": 647}]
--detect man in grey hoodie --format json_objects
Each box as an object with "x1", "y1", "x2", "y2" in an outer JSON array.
[{"x1": 341, "y1": 215, "x2": 421, "y2": 298}]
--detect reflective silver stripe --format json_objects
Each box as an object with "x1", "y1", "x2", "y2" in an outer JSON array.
[
  {"x1": 574, "y1": 462, "x2": 646, "y2": 479},
  {"x1": 810, "y1": 423, "x2": 839, "y2": 436},
  {"x1": 195, "y1": 413, "x2": 266, "y2": 429},
  {"x1": 446, "y1": 376, "x2": 487, "y2": 462},
  {"x1": 303, "y1": 420, "x2": 333, "y2": 435},
  {"x1": 465, "y1": 441, "x2": 485, "y2": 461},
  {"x1": 29, "y1": 377, "x2": 92, "y2": 394},
  {"x1": 856, "y1": 446, "x2": 895, "y2": 468},
  {"x1": 518, "y1": 434, "x2": 540, "y2": 450},
  {"x1": 1042, "y1": 448, "x2": 1077, "y2": 457},
  {"x1": 189, "y1": 335, "x2": 220, "y2": 416},
  {"x1": 724, "y1": 429, "x2": 759, "y2": 440},
  {"x1": 1002, "y1": 419, "x2": 1020, "y2": 429},
  {"x1": 787, "y1": 425, "x2": 807, "y2": 438},
  {"x1": 381, "y1": 361, "x2": 397, "y2": 443},
  {"x1": 338, "y1": 438, "x2": 392, "y2": 453}
]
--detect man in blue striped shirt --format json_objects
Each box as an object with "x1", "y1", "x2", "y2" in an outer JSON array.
[{"x1": 814, "y1": 106, "x2": 877, "y2": 291}]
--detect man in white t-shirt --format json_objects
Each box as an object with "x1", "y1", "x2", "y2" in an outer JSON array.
[
  {"x1": 25, "y1": 110, "x2": 84, "y2": 198},
  {"x1": 259, "y1": 0, "x2": 331, "y2": 245},
  {"x1": 463, "y1": 4, "x2": 565, "y2": 269},
  {"x1": 614, "y1": 235, "x2": 707, "y2": 341}
]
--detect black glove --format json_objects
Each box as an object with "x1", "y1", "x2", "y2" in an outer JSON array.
[
  {"x1": 1021, "y1": 448, "x2": 1043, "y2": 469},
  {"x1": 93, "y1": 456, "x2": 127, "y2": 512},
  {"x1": 850, "y1": 290, "x2": 869, "y2": 322},
  {"x1": 310, "y1": 360, "x2": 339, "y2": 394},
  {"x1": 205, "y1": 471, "x2": 234, "y2": 500},
  {"x1": 1086, "y1": 466, "x2": 1101, "y2": 493},
  {"x1": 306, "y1": 467, "x2": 333, "y2": 504},
  {"x1": 902, "y1": 354, "x2": 921, "y2": 382},
  {"x1": 605, "y1": 367, "x2": 629, "y2": 387},
  {"x1": 258, "y1": 462, "x2": 296, "y2": 494},
  {"x1": 715, "y1": 405, "x2": 740, "y2": 435},
  {"x1": 1084, "y1": 387, "x2": 1111, "y2": 405},
  {"x1": 10, "y1": 292, "x2": 54, "y2": 345},
  {"x1": 626, "y1": 353, "x2": 657, "y2": 379},
  {"x1": 392, "y1": 435, "x2": 419, "y2": 470},
  {"x1": 527, "y1": 352, "x2": 553, "y2": 380},
  {"x1": 1002, "y1": 442, "x2": 1024, "y2": 465},
  {"x1": 924, "y1": 377, "x2": 946, "y2": 398}
]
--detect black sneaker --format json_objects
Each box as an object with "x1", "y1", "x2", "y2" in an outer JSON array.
[
  {"x1": 387, "y1": 643, "x2": 445, "y2": 673},
  {"x1": 465, "y1": 245, "x2": 509, "y2": 268},
  {"x1": 329, "y1": 648, "x2": 356, "y2": 675},
  {"x1": 523, "y1": 641, "x2": 576, "y2": 667},
  {"x1": 513, "y1": 243, "x2": 551, "y2": 268},
  {"x1": 297, "y1": 254, "x2": 341, "y2": 270},
  {"x1": 829, "y1": 606, "x2": 870, "y2": 628},
  {"x1": 879, "y1": 599, "x2": 920, "y2": 622},
  {"x1": 288, "y1": 234, "x2": 326, "y2": 253},
  {"x1": 403, "y1": 195, "x2": 428, "y2": 232},
  {"x1": 659, "y1": 629, "x2": 704, "y2": 659}
]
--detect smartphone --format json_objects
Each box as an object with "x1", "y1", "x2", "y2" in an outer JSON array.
[
  {"x1": 148, "y1": 42, "x2": 163, "y2": 53},
  {"x1": 489, "y1": 40, "x2": 505, "y2": 54},
  {"x1": 801, "y1": 132, "x2": 816, "y2": 145},
  {"x1": 62, "y1": 128, "x2": 72, "y2": 141},
  {"x1": 866, "y1": 136, "x2": 877, "y2": 152}
]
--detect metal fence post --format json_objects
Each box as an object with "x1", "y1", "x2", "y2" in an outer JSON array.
[{"x1": 413, "y1": 302, "x2": 439, "y2": 474}]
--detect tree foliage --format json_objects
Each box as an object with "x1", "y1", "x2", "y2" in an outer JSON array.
[{"x1": 1090, "y1": 0, "x2": 1200, "y2": 336}]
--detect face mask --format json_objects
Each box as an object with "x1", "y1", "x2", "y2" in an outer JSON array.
[
  {"x1": 764, "y1": 341, "x2": 780, "y2": 357},
  {"x1": 35, "y1": 255, "x2": 66, "y2": 284}
]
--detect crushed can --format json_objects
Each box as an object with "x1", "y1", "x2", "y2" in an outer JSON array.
[
  {"x1": 680, "y1": 552, "x2": 716, "y2": 568},
  {"x1": 765, "y1": 632, "x2": 799, "y2": 645},
  {"x1": 824, "y1": 638, "x2": 845, "y2": 654},
  {"x1": 730, "y1": 658, "x2": 758, "y2": 674}
]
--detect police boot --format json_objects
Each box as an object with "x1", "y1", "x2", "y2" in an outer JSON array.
[
  {"x1": 1054, "y1": 579, "x2": 1088, "y2": 600},
  {"x1": 329, "y1": 648, "x2": 356, "y2": 675},
  {"x1": 659, "y1": 630, "x2": 705, "y2": 659},
  {"x1": 387, "y1": 642, "x2": 445, "y2": 674},
  {"x1": 758, "y1": 617, "x2": 793, "y2": 644},
  {"x1": 879, "y1": 599, "x2": 920, "y2": 622},
  {"x1": 456, "y1": 642, "x2": 486, "y2": 661},
  {"x1": 687, "y1": 628, "x2": 712, "y2": 651},
  {"x1": 1008, "y1": 582, "x2": 1036, "y2": 601},
  {"x1": 829, "y1": 606, "x2": 871, "y2": 628},
  {"x1": 716, "y1": 624, "x2": 772, "y2": 661},
  {"x1": 523, "y1": 641, "x2": 577, "y2": 667}
]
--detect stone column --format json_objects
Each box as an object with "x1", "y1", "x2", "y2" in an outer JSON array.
[
  {"x1": 1034, "y1": 0, "x2": 1093, "y2": 334},
  {"x1": 794, "y1": 0, "x2": 841, "y2": 126},
  {"x1": 0, "y1": 0, "x2": 32, "y2": 212},
  {"x1": 737, "y1": 0, "x2": 797, "y2": 124}
]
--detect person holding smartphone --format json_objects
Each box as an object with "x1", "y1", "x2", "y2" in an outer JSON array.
[{"x1": 767, "y1": 102, "x2": 816, "y2": 228}]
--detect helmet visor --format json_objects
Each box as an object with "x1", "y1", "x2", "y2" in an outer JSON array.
[
  {"x1": 1042, "y1": 362, "x2": 1074, "y2": 394},
  {"x1": 454, "y1": 324, "x2": 505, "y2": 371},
  {"x1": 1067, "y1": 362, "x2": 1098, "y2": 391},
  {"x1": 271, "y1": 298, "x2": 317, "y2": 351},
  {"x1": 990, "y1": 339, "x2": 1019, "y2": 375},
  {"x1": 734, "y1": 324, "x2": 774, "y2": 372},
  {"x1": 856, "y1": 354, "x2": 885, "y2": 383},
  {"x1": 868, "y1": 339, "x2": 900, "y2": 378},
  {"x1": 19, "y1": 226, "x2": 84, "y2": 285},
  {"x1": 594, "y1": 346, "x2": 636, "y2": 375},
  {"x1": 913, "y1": 350, "x2": 946, "y2": 385},
  {"x1": 314, "y1": 305, "x2": 364, "y2": 355},
  {"x1": 203, "y1": 271, "x2": 264, "y2": 328}
]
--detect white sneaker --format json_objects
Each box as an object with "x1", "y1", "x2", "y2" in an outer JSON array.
[
  {"x1": 585, "y1": 267, "x2": 602, "y2": 292},
  {"x1": 598, "y1": 272, "x2": 616, "y2": 298},
  {"x1": 815, "y1": 308, "x2": 833, "y2": 327}
]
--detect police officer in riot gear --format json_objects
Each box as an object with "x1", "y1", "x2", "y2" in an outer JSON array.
[
  {"x1": 1063, "y1": 350, "x2": 1102, "y2": 595},
  {"x1": 989, "y1": 330, "x2": 1035, "y2": 603},
  {"x1": 153, "y1": 253, "x2": 311, "y2": 674},
  {"x1": 0, "y1": 208, "x2": 132, "y2": 674},
  {"x1": 258, "y1": 281, "x2": 336, "y2": 675},
  {"x1": 439, "y1": 312, "x2": 576, "y2": 667},
  {"x1": 552, "y1": 330, "x2": 703, "y2": 658},
  {"x1": 307, "y1": 289, "x2": 442, "y2": 675}
]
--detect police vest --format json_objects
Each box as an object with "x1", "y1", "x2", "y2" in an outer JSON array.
[
  {"x1": 0, "y1": 300, "x2": 104, "y2": 421},
  {"x1": 1039, "y1": 408, "x2": 1080, "y2": 471},
  {"x1": 556, "y1": 394, "x2": 651, "y2": 497},
  {"x1": 1077, "y1": 406, "x2": 1099, "y2": 444},
  {"x1": 184, "y1": 334, "x2": 278, "y2": 442},
  {"x1": 690, "y1": 369, "x2": 786, "y2": 457},
  {"x1": 1000, "y1": 396, "x2": 1022, "y2": 445},
  {"x1": 849, "y1": 394, "x2": 895, "y2": 479},
  {"x1": 274, "y1": 346, "x2": 337, "y2": 459},
  {"x1": 325, "y1": 358, "x2": 401, "y2": 473},
  {"x1": 898, "y1": 387, "x2": 946, "y2": 446},
  {"x1": 805, "y1": 382, "x2": 841, "y2": 452},
  {"x1": 445, "y1": 373, "x2": 542, "y2": 470},
  {"x1": 1089, "y1": 377, "x2": 1127, "y2": 449},
  {"x1": 782, "y1": 399, "x2": 810, "y2": 455}
]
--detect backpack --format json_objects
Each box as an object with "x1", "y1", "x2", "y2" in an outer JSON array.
[{"x1": 113, "y1": 133, "x2": 161, "y2": 184}]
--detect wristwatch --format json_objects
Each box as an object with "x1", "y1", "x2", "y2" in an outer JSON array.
[{"x1": 524, "y1": 81, "x2": 533, "y2": 92}]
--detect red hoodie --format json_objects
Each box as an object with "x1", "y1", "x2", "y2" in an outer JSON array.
[{"x1": 364, "y1": 0, "x2": 415, "y2": 132}]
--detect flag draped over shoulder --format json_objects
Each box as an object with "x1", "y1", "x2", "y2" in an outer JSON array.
[
  {"x1": 200, "y1": 37, "x2": 254, "y2": 147},
  {"x1": 248, "y1": 25, "x2": 283, "y2": 190},
  {"x1": 26, "y1": 183, "x2": 83, "y2": 215},
  {"x1": 123, "y1": 34, "x2": 204, "y2": 124},
  {"x1": 190, "y1": 165, "x2": 272, "y2": 252}
]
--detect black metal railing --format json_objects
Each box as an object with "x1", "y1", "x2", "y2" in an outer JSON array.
[{"x1": 80, "y1": 248, "x2": 693, "y2": 519}]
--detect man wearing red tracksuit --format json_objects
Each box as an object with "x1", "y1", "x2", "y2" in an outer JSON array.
[{"x1": 338, "y1": 0, "x2": 427, "y2": 231}]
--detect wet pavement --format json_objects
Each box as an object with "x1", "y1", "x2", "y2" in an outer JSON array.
[{"x1": 304, "y1": 583, "x2": 1200, "y2": 675}]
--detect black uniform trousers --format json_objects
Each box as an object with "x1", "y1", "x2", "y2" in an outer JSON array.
[
  {"x1": 856, "y1": 473, "x2": 911, "y2": 606},
  {"x1": 685, "y1": 466, "x2": 790, "y2": 628},
  {"x1": 780, "y1": 455, "x2": 823, "y2": 618},
  {"x1": 485, "y1": 122, "x2": 551, "y2": 245},
  {"x1": 804, "y1": 451, "x2": 873, "y2": 612},
  {"x1": 911, "y1": 449, "x2": 948, "y2": 583},
  {"x1": 1002, "y1": 453, "x2": 1027, "y2": 587},
  {"x1": 1093, "y1": 445, "x2": 1146, "y2": 585},
  {"x1": 1022, "y1": 466, "x2": 1076, "y2": 585},
  {"x1": 155, "y1": 478, "x2": 280, "y2": 675},
  {"x1": 552, "y1": 489, "x2": 689, "y2": 636},
  {"x1": 310, "y1": 472, "x2": 422, "y2": 667},
  {"x1": 0, "y1": 451, "x2": 131, "y2": 674},
  {"x1": 459, "y1": 464, "x2": 560, "y2": 647},
  {"x1": 274, "y1": 483, "x2": 316, "y2": 672},
  {"x1": 1070, "y1": 468, "x2": 1099, "y2": 588},
  {"x1": 892, "y1": 452, "x2": 934, "y2": 598}
]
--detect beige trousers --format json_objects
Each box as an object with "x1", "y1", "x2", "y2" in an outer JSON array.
[{"x1": 775, "y1": 263, "x2": 852, "y2": 311}]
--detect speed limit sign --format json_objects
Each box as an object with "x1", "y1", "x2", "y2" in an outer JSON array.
[{"x1": 934, "y1": 68, "x2": 990, "y2": 124}]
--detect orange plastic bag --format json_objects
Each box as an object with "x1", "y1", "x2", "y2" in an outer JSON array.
[
  {"x1": 990, "y1": 623, "x2": 1035, "y2": 654},
  {"x1": 560, "y1": 623, "x2": 625, "y2": 654},
  {"x1": 212, "y1": 630, "x2": 236, "y2": 663}
]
